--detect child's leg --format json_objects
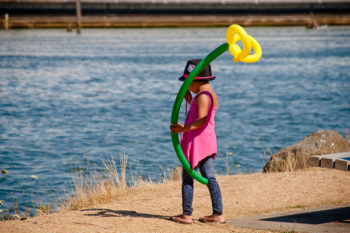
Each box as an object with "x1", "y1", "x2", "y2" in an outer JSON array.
[
  {"x1": 199, "y1": 156, "x2": 223, "y2": 216},
  {"x1": 182, "y1": 168, "x2": 194, "y2": 215}
]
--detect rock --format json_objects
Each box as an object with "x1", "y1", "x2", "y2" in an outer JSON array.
[
  {"x1": 263, "y1": 130, "x2": 350, "y2": 172},
  {"x1": 8, "y1": 213, "x2": 21, "y2": 220},
  {"x1": 30, "y1": 175, "x2": 38, "y2": 179},
  {"x1": 169, "y1": 166, "x2": 183, "y2": 181}
]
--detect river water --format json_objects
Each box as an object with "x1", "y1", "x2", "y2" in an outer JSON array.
[{"x1": 0, "y1": 26, "x2": 349, "y2": 214}]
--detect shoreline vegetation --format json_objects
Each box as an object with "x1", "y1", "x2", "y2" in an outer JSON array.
[
  {"x1": 66, "y1": 151, "x2": 350, "y2": 214},
  {"x1": 0, "y1": 164, "x2": 349, "y2": 232}
]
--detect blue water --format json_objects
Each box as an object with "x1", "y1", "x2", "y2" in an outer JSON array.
[{"x1": 0, "y1": 27, "x2": 349, "y2": 213}]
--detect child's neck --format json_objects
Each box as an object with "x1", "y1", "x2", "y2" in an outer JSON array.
[{"x1": 193, "y1": 82, "x2": 211, "y2": 94}]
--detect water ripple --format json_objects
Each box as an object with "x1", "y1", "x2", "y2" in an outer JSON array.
[{"x1": 0, "y1": 27, "x2": 349, "y2": 210}]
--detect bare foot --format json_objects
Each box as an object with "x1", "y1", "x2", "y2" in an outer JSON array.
[
  {"x1": 171, "y1": 214, "x2": 193, "y2": 224},
  {"x1": 199, "y1": 214, "x2": 225, "y2": 224}
]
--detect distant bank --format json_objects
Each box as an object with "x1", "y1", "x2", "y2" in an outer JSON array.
[
  {"x1": 1, "y1": 14, "x2": 350, "y2": 29},
  {"x1": 1, "y1": 0, "x2": 350, "y2": 28}
]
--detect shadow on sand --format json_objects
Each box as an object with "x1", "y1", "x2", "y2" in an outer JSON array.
[{"x1": 81, "y1": 208, "x2": 170, "y2": 221}]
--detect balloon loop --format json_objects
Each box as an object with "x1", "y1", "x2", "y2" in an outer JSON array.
[{"x1": 226, "y1": 24, "x2": 262, "y2": 63}]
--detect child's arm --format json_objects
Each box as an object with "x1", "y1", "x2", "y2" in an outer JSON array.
[{"x1": 170, "y1": 94, "x2": 210, "y2": 134}]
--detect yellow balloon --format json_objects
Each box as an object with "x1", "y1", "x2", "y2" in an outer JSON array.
[
  {"x1": 240, "y1": 35, "x2": 262, "y2": 63},
  {"x1": 228, "y1": 44, "x2": 241, "y2": 62},
  {"x1": 226, "y1": 24, "x2": 251, "y2": 61},
  {"x1": 226, "y1": 24, "x2": 262, "y2": 63}
]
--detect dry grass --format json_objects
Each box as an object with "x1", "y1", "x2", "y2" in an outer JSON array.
[
  {"x1": 65, "y1": 155, "x2": 169, "y2": 210},
  {"x1": 264, "y1": 149, "x2": 309, "y2": 173},
  {"x1": 64, "y1": 149, "x2": 305, "y2": 211},
  {"x1": 64, "y1": 153, "x2": 242, "y2": 211},
  {"x1": 65, "y1": 155, "x2": 130, "y2": 210}
]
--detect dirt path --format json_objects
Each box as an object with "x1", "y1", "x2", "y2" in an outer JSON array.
[{"x1": 1, "y1": 168, "x2": 349, "y2": 233}]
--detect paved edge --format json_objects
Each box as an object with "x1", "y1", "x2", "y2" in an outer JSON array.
[{"x1": 227, "y1": 205, "x2": 350, "y2": 233}]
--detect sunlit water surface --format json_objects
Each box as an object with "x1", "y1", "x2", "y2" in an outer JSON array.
[{"x1": 0, "y1": 27, "x2": 349, "y2": 214}]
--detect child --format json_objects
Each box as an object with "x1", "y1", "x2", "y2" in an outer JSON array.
[{"x1": 170, "y1": 59, "x2": 224, "y2": 224}]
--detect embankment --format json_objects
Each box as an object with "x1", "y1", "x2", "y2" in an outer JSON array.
[
  {"x1": 2, "y1": 14, "x2": 350, "y2": 29},
  {"x1": 0, "y1": 168, "x2": 349, "y2": 232}
]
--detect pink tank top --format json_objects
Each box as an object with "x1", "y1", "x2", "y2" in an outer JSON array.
[{"x1": 180, "y1": 91, "x2": 218, "y2": 170}]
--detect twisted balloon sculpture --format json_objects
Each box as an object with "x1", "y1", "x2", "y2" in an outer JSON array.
[{"x1": 171, "y1": 24, "x2": 262, "y2": 185}]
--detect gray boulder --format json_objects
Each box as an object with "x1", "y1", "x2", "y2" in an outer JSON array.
[{"x1": 263, "y1": 130, "x2": 350, "y2": 172}]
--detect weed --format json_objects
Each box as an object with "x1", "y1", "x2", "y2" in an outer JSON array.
[{"x1": 65, "y1": 154, "x2": 159, "y2": 210}]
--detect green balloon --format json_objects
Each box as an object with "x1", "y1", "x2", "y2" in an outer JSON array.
[{"x1": 171, "y1": 43, "x2": 229, "y2": 185}]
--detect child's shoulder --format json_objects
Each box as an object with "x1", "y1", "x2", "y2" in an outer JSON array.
[
  {"x1": 195, "y1": 91, "x2": 212, "y2": 100},
  {"x1": 196, "y1": 91, "x2": 218, "y2": 107},
  {"x1": 195, "y1": 91, "x2": 218, "y2": 106}
]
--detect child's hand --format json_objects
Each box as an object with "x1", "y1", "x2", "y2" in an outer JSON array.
[{"x1": 170, "y1": 123, "x2": 186, "y2": 134}]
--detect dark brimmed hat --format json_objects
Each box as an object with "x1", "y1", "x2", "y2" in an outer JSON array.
[{"x1": 179, "y1": 59, "x2": 216, "y2": 81}]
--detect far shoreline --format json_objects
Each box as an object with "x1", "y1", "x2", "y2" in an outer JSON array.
[{"x1": 1, "y1": 13, "x2": 350, "y2": 29}]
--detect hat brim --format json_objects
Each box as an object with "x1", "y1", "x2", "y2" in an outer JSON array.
[{"x1": 179, "y1": 76, "x2": 216, "y2": 81}]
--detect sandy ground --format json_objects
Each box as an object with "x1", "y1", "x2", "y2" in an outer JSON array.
[{"x1": 1, "y1": 168, "x2": 349, "y2": 233}]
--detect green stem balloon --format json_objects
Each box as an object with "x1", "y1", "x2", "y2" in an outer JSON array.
[{"x1": 171, "y1": 43, "x2": 229, "y2": 185}]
